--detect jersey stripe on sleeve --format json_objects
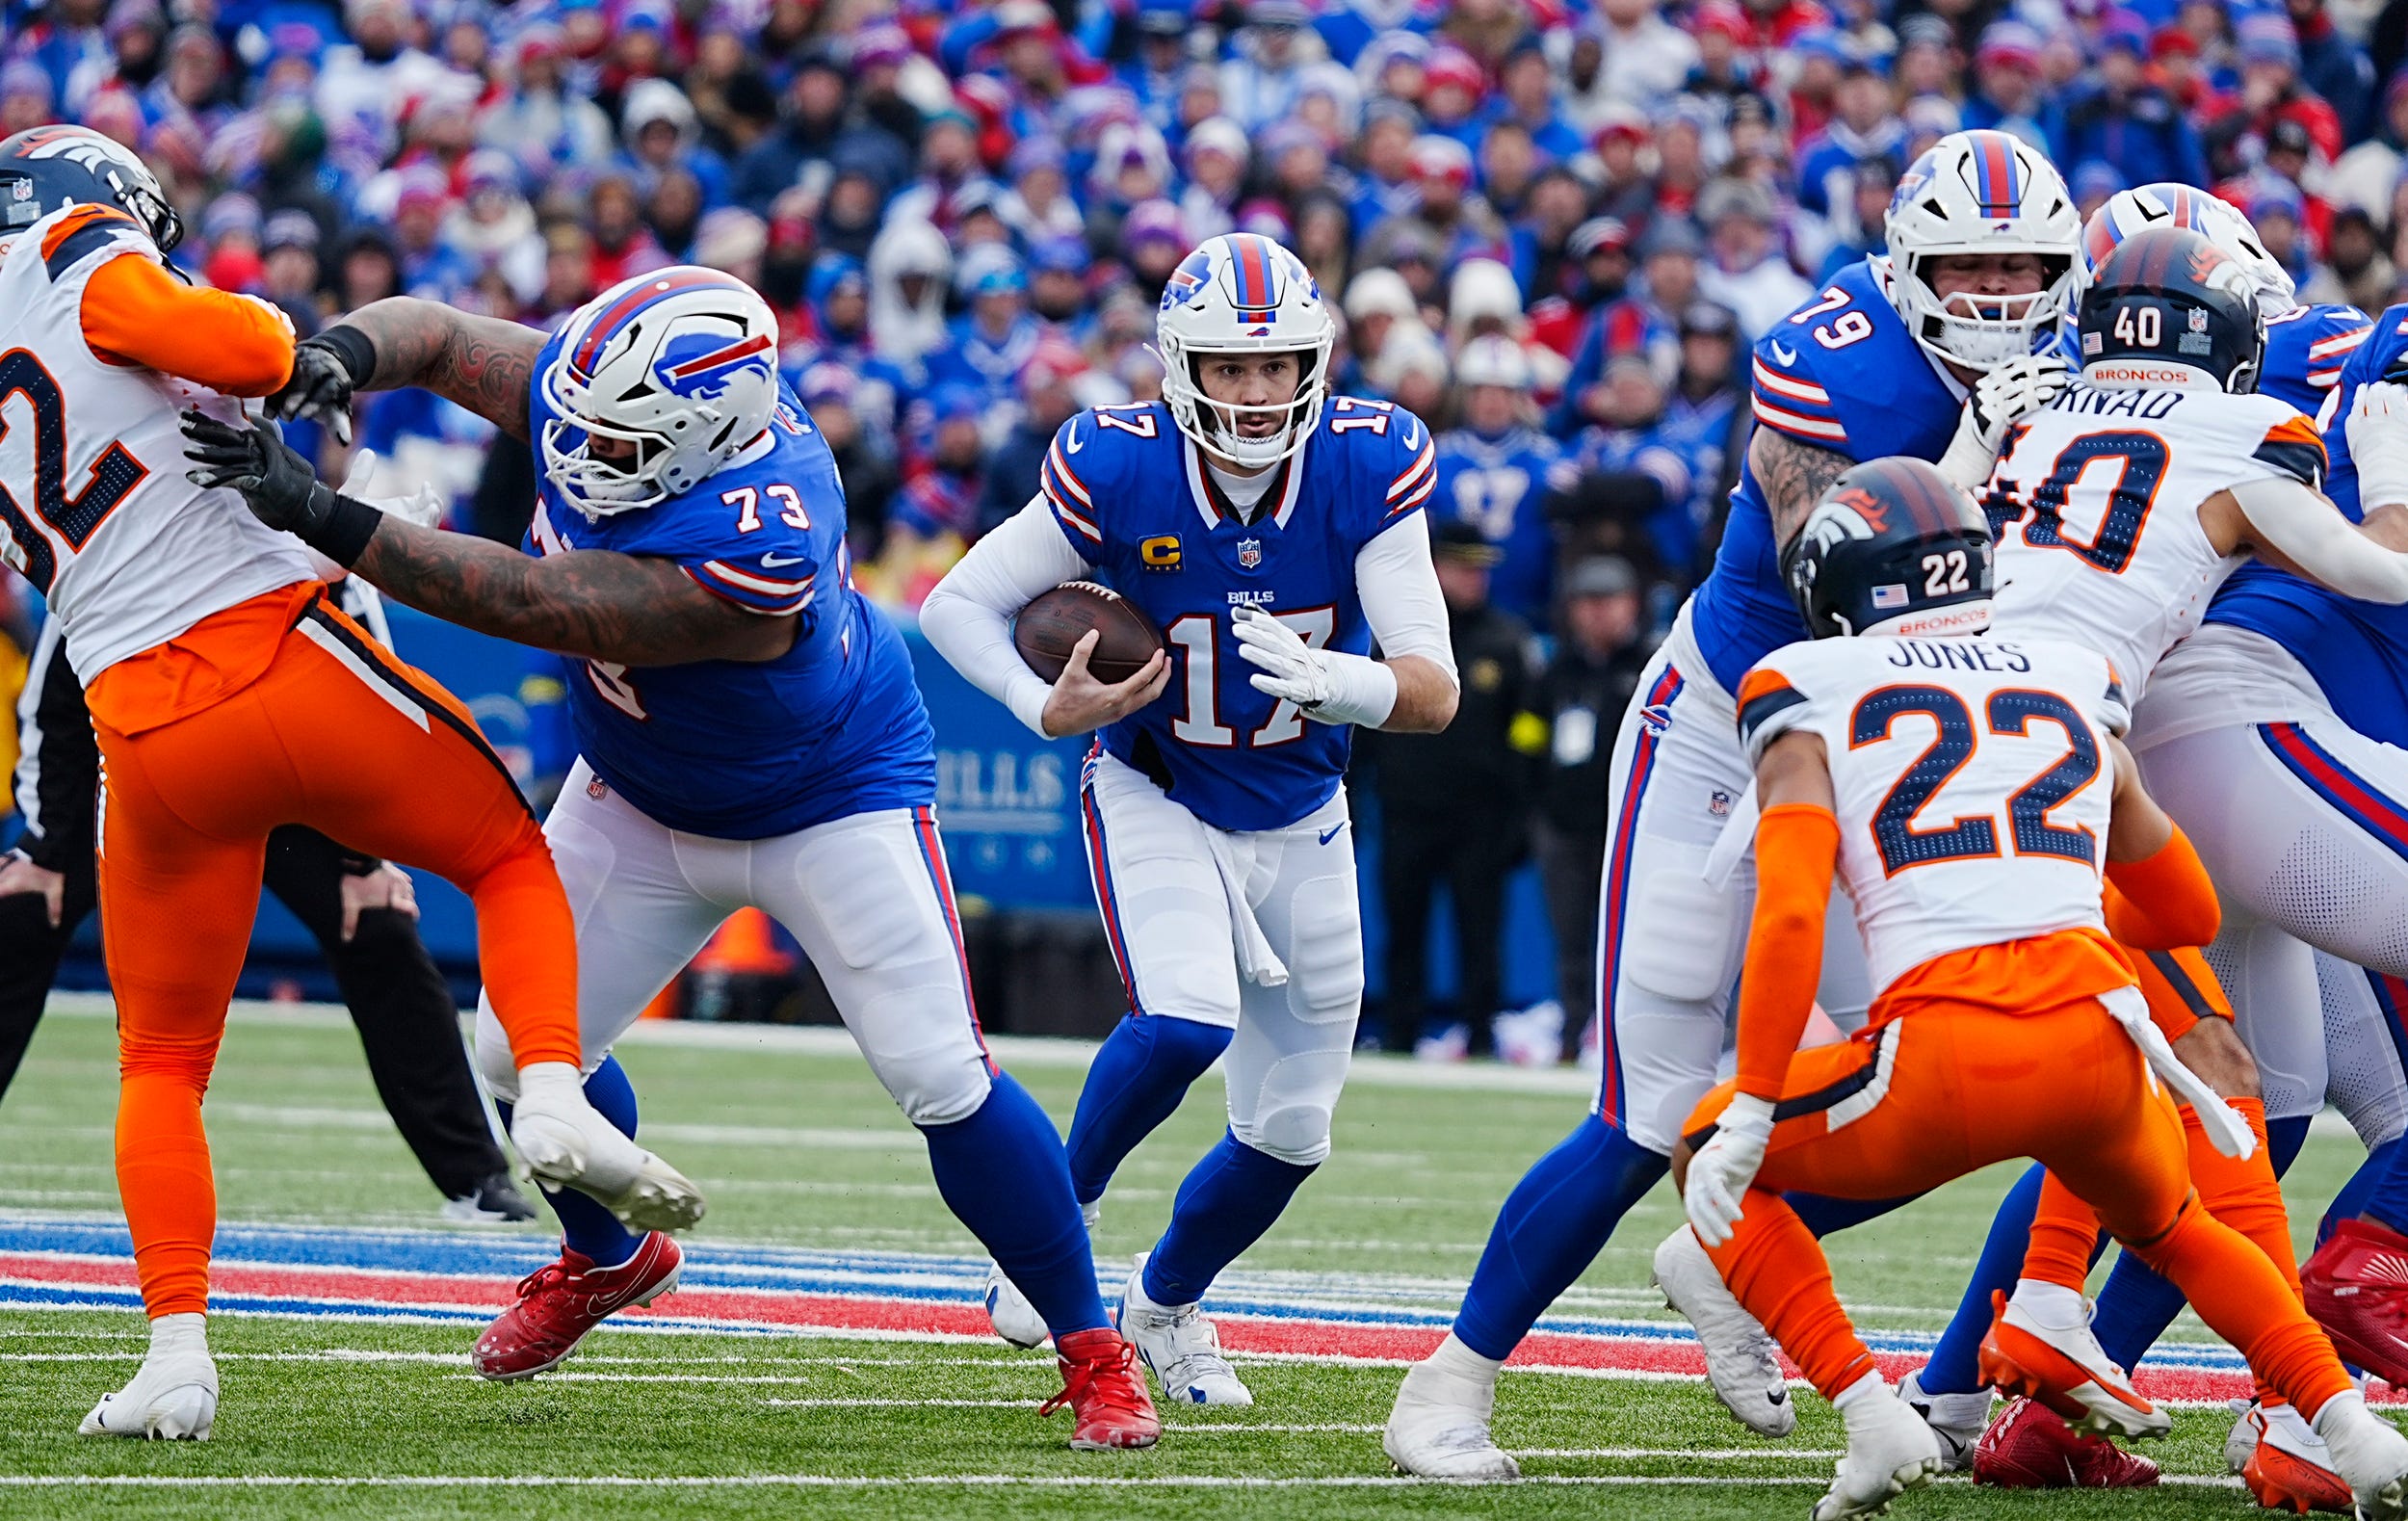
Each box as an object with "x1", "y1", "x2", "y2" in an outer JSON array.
[
  {"x1": 1736, "y1": 668, "x2": 1810, "y2": 747},
  {"x1": 2253, "y1": 412, "x2": 2330, "y2": 489},
  {"x1": 684, "y1": 559, "x2": 815, "y2": 616},
  {"x1": 1750, "y1": 356, "x2": 1848, "y2": 444},
  {"x1": 1042, "y1": 437, "x2": 1101, "y2": 544},
  {"x1": 2307, "y1": 323, "x2": 2373, "y2": 389},
  {"x1": 39, "y1": 205, "x2": 140, "y2": 281},
  {"x1": 1384, "y1": 437, "x2": 1438, "y2": 518}
]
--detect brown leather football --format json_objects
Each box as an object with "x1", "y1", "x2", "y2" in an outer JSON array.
[{"x1": 1014, "y1": 581, "x2": 1165, "y2": 684}]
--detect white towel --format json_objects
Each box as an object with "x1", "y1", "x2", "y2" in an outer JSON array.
[
  {"x1": 2098, "y1": 984, "x2": 2256, "y2": 1159},
  {"x1": 1201, "y1": 827, "x2": 1289, "y2": 987}
]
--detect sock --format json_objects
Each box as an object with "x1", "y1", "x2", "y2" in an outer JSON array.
[
  {"x1": 2095, "y1": 1102, "x2": 2313, "y2": 1376},
  {"x1": 1064, "y1": 1014, "x2": 1231, "y2": 1206},
  {"x1": 149, "y1": 1310, "x2": 207, "y2": 1356},
  {"x1": 2324, "y1": 1138, "x2": 2404, "y2": 1247},
  {"x1": 1425, "y1": 1329, "x2": 1505, "y2": 1384},
  {"x1": 2012, "y1": 1278, "x2": 2089, "y2": 1329},
  {"x1": 2364, "y1": 1122, "x2": 2408, "y2": 1237},
  {"x1": 1833, "y1": 1369, "x2": 1889, "y2": 1414},
  {"x1": 1707, "y1": 1188, "x2": 1873, "y2": 1400},
  {"x1": 1924, "y1": 1164, "x2": 2101, "y2": 1396},
  {"x1": 2024, "y1": 1167, "x2": 2110, "y2": 1291},
  {"x1": 498, "y1": 1055, "x2": 642, "y2": 1270},
  {"x1": 2133, "y1": 1201, "x2": 2352, "y2": 1418},
  {"x1": 1785, "y1": 1191, "x2": 1923, "y2": 1239},
  {"x1": 921, "y1": 1071, "x2": 1108, "y2": 1337},
  {"x1": 1141, "y1": 1129, "x2": 1316, "y2": 1306},
  {"x1": 1452, "y1": 1115, "x2": 1667, "y2": 1361}
]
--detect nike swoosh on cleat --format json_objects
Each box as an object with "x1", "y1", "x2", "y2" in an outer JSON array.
[{"x1": 1318, "y1": 823, "x2": 1345, "y2": 845}]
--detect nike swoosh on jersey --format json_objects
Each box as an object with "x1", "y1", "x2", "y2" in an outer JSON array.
[
  {"x1": 1769, "y1": 341, "x2": 1799, "y2": 366},
  {"x1": 1318, "y1": 822, "x2": 1345, "y2": 845},
  {"x1": 1064, "y1": 418, "x2": 1086, "y2": 453},
  {"x1": 1400, "y1": 418, "x2": 1423, "y2": 450},
  {"x1": 760, "y1": 552, "x2": 810, "y2": 567}
]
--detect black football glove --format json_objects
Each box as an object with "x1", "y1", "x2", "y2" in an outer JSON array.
[
  {"x1": 179, "y1": 409, "x2": 382, "y2": 565},
  {"x1": 265, "y1": 326, "x2": 376, "y2": 445}
]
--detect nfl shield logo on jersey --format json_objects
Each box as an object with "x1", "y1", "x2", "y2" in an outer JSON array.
[{"x1": 1237, "y1": 538, "x2": 1262, "y2": 569}]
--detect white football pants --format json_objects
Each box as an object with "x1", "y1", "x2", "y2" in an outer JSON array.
[
  {"x1": 474, "y1": 759, "x2": 995, "y2": 1126},
  {"x1": 1079, "y1": 747, "x2": 1362, "y2": 1167}
]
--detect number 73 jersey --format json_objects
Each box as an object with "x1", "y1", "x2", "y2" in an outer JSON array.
[
  {"x1": 1040, "y1": 394, "x2": 1436, "y2": 832},
  {"x1": 1983, "y1": 380, "x2": 2327, "y2": 706},
  {"x1": 1737, "y1": 633, "x2": 2129, "y2": 996}
]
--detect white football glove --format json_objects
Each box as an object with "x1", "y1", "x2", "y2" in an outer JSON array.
[
  {"x1": 338, "y1": 448, "x2": 447, "y2": 529},
  {"x1": 1936, "y1": 351, "x2": 2071, "y2": 490},
  {"x1": 1232, "y1": 604, "x2": 1333, "y2": 709},
  {"x1": 1684, "y1": 1092, "x2": 1776, "y2": 1248},
  {"x1": 2350, "y1": 380, "x2": 2408, "y2": 514}
]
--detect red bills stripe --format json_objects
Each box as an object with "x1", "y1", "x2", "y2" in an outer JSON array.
[
  {"x1": 1079, "y1": 751, "x2": 1143, "y2": 1017},
  {"x1": 911, "y1": 805, "x2": 994, "y2": 1070},
  {"x1": 664, "y1": 331, "x2": 773, "y2": 381},
  {"x1": 1972, "y1": 131, "x2": 2019, "y2": 214},
  {"x1": 2261, "y1": 721, "x2": 2408, "y2": 861},
  {"x1": 1596, "y1": 666, "x2": 1685, "y2": 1124},
  {"x1": 1233, "y1": 233, "x2": 1276, "y2": 313},
  {"x1": 572, "y1": 269, "x2": 740, "y2": 377}
]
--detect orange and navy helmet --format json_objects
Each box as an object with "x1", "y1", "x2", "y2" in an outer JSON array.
[
  {"x1": 1781, "y1": 457, "x2": 1994, "y2": 640},
  {"x1": 0, "y1": 124, "x2": 181, "y2": 251},
  {"x1": 2078, "y1": 224, "x2": 2264, "y2": 394}
]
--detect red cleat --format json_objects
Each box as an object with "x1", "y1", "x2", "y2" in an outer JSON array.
[
  {"x1": 1044, "y1": 1327, "x2": 1161, "y2": 1451},
  {"x1": 2303, "y1": 1218, "x2": 2408, "y2": 1388},
  {"x1": 471, "y1": 1232, "x2": 682, "y2": 1380},
  {"x1": 1973, "y1": 1396, "x2": 2161, "y2": 1489}
]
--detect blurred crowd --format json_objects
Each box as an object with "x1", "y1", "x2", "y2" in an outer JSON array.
[{"x1": 18, "y1": 0, "x2": 2397, "y2": 633}]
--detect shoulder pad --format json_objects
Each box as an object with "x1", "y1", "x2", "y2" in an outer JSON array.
[{"x1": 40, "y1": 204, "x2": 145, "y2": 282}]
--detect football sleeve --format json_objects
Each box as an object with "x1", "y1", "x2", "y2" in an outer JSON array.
[
  {"x1": 921, "y1": 495, "x2": 1095, "y2": 737},
  {"x1": 65, "y1": 215, "x2": 294, "y2": 396},
  {"x1": 1039, "y1": 412, "x2": 1107, "y2": 563},
  {"x1": 1747, "y1": 336, "x2": 1849, "y2": 449}
]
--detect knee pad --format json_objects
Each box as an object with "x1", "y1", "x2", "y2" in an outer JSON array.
[
  {"x1": 1231, "y1": 1050, "x2": 1346, "y2": 1167},
  {"x1": 1620, "y1": 867, "x2": 1741, "y2": 1004},
  {"x1": 850, "y1": 985, "x2": 994, "y2": 1127},
  {"x1": 797, "y1": 831, "x2": 944, "y2": 973}
]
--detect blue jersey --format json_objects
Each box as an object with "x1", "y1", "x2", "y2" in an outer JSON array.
[
  {"x1": 1040, "y1": 396, "x2": 1435, "y2": 832},
  {"x1": 1690, "y1": 259, "x2": 1968, "y2": 694},
  {"x1": 1431, "y1": 425, "x2": 1561, "y2": 624},
  {"x1": 526, "y1": 330, "x2": 935, "y2": 838},
  {"x1": 2258, "y1": 302, "x2": 2373, "y2": 415},
  {"x1": 2205, "y1": 302, "x2": 2408, "y2": 747}
]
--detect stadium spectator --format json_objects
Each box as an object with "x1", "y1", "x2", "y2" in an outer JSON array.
[
  {"x1": 1531, "y1": 555, "x2": 1651, "y2": 1064},
  {"x1": 2057, "y1": 15, "x2": 2212, "y2": 190}
]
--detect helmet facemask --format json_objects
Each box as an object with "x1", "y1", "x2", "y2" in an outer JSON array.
[
  {"x1": 1157, "y1": 332, "x2": 1333, "y2": 470},
  {"x1": 1891, "y1": 248, "x2": 2078, "y2": 371}
]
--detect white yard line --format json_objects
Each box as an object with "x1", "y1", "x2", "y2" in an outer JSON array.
[{"x1": 0, "y1": 1473, "x2": 2252, "y2": 1489}]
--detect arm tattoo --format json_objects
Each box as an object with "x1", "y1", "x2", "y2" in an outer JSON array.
[
  {"x1": 1750, "y1": 428, "x2": 1856, "y2": 549},
  {"x1": 340, "y1": 298, "x2": 545, "y2": 442},
  {"x1": 352, "y1": 518, "x2": 791, "y2": 667}
]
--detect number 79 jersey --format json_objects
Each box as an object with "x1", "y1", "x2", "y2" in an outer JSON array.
[
  {"x1": 1040, "y1": 394, "x2": 1436, "y2": 832},
  {"x1": 1737, "y1": 634, "x2": 2130, "y2": 995},
  {"x1": 1983, "y1": 381, "x2": 2327, "y2": 707}
]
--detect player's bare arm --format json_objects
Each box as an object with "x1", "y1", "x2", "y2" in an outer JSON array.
[
  {"x1": 1378, "y1": 657, "x2": 1457, "y2": 732},
  {"x1": 2197, "y1": 478, "x2": 2408, "y2": 602},
  {"x1": 1749, "y1": 428, "x2": 1855, "y2": 548},
  {"x1": 180, "y1": 410, "x2": 794, "y2": 666},
  {"x1": 270, "y1": 297, "x2": 545, "y2": 443}
]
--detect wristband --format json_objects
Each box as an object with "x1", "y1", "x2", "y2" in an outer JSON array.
[
  {"x1": 301, "y1": 486, "x2": 384, "y2": 568},
  {"x1": 1304, "y1": 649, "x2": 1399, "y2": 729},
  {"x1": 312, "y1": 324, "x2": 379, "y2": 385}
]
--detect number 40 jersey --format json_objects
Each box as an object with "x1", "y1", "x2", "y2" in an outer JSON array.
[
  {"x1": 1983, "y1": 380, "x2": 2327, "y2": 707},
  {"x1": 1736, "y1": 633, "x2": 2129, "y2": 995}
]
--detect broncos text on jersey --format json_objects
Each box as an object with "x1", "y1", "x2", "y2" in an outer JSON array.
[
  {"x1": 1039, "y1": 395, "x2": 1434, "y2": 833},
  {"x1": 527, "y1": 328, "x2": 934, "y2": 839}
]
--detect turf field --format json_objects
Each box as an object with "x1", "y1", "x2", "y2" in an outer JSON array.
[{"x1": 0, "y1": 995, "x2": 2377, "y2": 1519}]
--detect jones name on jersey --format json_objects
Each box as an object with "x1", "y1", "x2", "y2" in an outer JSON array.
[
  {"x1": 1735, "y1": 633, "x2": 2129, "y2": 993},
  {"x1": 1038, "y1": 394, "x2": 1435, "y2": 833},
  {"x1": 527, "y1": 328, "x2": 933, "y2": 839}
]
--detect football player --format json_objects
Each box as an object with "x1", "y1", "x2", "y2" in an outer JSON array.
[
  {"x1": 920, "y1": 231, "x2": 1459, "y2": 1406},
  {"x1": 0, "y1": 124, "x2": 690, "y2": 1441},
  {"x1": 1386, "y1": 129, "x2": 2084, "y2": 1477},
  {"x1": 1430, "y1": 334, "x2": 1563, "y2": 624},
  {"x1": 183, "y1": 268, "x2": 1160, "y2": 1450},
  {"x1": 1677, "y1": 452, "x2": 2408, "y2": 1521}
]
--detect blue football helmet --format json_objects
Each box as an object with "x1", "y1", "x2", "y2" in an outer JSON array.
[{"x1": 0, "y1": 124, "x2": 183, "y2": 252}]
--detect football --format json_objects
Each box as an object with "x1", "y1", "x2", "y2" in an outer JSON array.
[{"x1": 1013, "y1": 581, "x2": 1166, "y2": 685}]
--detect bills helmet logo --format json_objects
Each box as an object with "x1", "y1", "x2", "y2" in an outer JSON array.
[
  {"x1": 1163, "y1": 249, "x2": 1214, "y2": 312},
  {"x1": 654, "y1": 327, "x2": 776, "y2": 403}
]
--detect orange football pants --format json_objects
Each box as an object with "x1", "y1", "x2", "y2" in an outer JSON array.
[
  {"x1": 1681, "y1": 976, "x2": 2351, "y2": 1420},
  {"x1": 91, "y1": 587, "x2": 582, "y2": 1317}
]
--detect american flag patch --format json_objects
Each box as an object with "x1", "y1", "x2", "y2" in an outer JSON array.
[{"x1": 1871, "y1": 584, "x2": 1909, "y2": 609}]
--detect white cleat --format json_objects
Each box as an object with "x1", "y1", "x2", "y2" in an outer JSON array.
[
  {"x1": 510, "y1": 1063, "x2": 705, "y2": 1234},
  {"x1": 1897, "y1": 1368, "x2": 1992, "y2": 1473},
  {"x1": 983, "y1": 1265, "x2": 1051, "y2": 1350},
  {"x1": 81, "y1": 1342, "x2": 217, "y2": 1440},
  {"x1": 2312, "y1": 1390, "x2": 2408, "y2": 1521},
  {"x1": 2231, "y1": 1399, "x2": 2355, "y2": 1514},
  {"x1": 1814, "y1": 1381, "x2": 1945, "y2": 1521},
  {"x1": 1118, "y1": 1254, "x2": 1252, "y2": 1406},
  {"x1": 1652, "y1": 1225, "x2": 1796, "y2": 1437},
  {"x1": 1978, "y1": 1286, "x2": 2169, "y2": 1441},
  {"x1": 1383, "y1": 1343, "x2": 1519, "y2": 1481}
]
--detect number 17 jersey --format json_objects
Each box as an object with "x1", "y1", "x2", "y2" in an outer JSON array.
[{"x1": 1984, "y1": 380, "x2": 2327, "y2": 707}]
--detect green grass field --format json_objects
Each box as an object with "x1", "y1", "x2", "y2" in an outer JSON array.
[{"x1": 0, "y1": 997, "x2": 2372, "y2": 1519}]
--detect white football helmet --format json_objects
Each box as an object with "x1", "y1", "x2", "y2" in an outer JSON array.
[
  {"x1": 539, "y1": 267, "x2": 782, "y2": 517},
  {"x1": 1155, "y1": 232, "x2": 1336, "y2": 469},
  {"x1": 2081, "y1": 182, "x2": 2296, "y2": 319},
  {"x1": 1880, "y1": 130, "x2": 2082, "y2": 371}
]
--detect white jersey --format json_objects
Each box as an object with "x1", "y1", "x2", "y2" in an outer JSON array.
[
  {"x1": 1737, "y1": 633, "x2": 2130, "y2": 994},
  {"x1": 0, "y1": 206, "x2": 316, "y2": 682},
  {"x1": 1985, "y1": 380, "x2": 2327, "y2": 706}
]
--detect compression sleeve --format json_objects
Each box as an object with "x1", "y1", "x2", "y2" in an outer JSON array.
[
  {"x1": 2229, "y1": 474, "x2": 2408, "y2": 603},
  {"x1": 1354, "y1": 511, "x2": 1457, "y2": 684},
  {"x1": 79, "y1": 252, "x2": 296, "y2": 395},
  {"x1": 2103, "y1": 826, "x2": 2221, "y2": 951},
  {"x1": 1734, "y1": 801, "x2": 1841, "y2": 1102},
  {"x1": 920, "y1": 495, "x2": 1091, "y2": 738}
]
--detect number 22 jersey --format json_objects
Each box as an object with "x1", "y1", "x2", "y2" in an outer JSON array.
[
  {"x1": 526, "y1": 330, "x2": 934, "y2": 839},
  {"x1": 1038, "y1": 396, "x2": 1436, "y2": 833},
  {"x1": 1736, "y1": 634, "x2": 2129, "y2": 995}
]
